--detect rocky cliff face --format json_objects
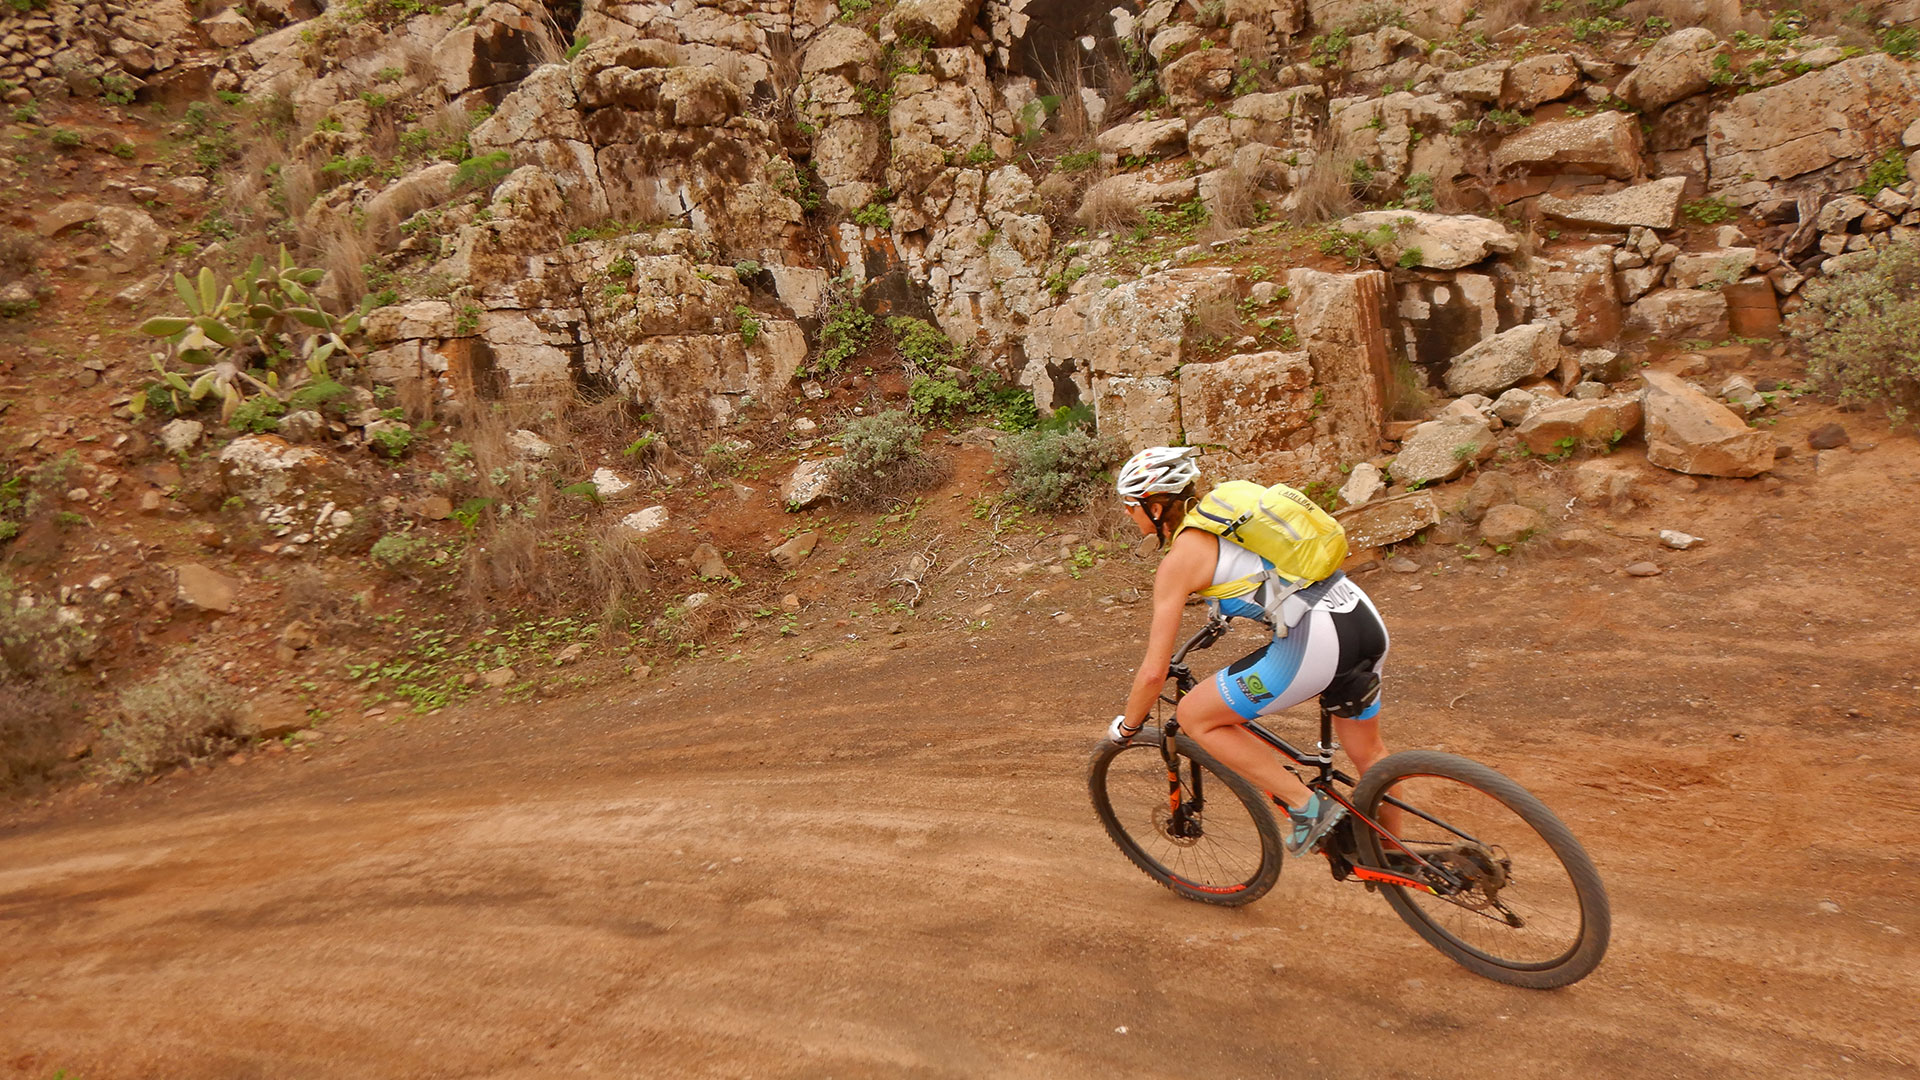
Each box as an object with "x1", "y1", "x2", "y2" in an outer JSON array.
[{"x1": 8, "y1": 0, "x2": 1918, "y2": 484}]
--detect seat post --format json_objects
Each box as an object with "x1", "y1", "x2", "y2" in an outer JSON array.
[{"x1": 1316, "y1": 706, "x2": 1338, "y2": 772}]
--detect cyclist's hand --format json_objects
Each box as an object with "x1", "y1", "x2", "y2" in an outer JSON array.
[{"x1": 1107, "y1": 714, "x2": 1143, "y2": 745}]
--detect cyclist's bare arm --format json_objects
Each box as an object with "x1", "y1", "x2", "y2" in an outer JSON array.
[{"x1": 1120, "y1": 531, "x2": 1217, "y2": 730}]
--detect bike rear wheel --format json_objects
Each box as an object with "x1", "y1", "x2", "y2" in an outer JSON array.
[
  {"x1": 1351, "y1": 750, "x2": 1610, "y2": 989},
  {"x1": 1087, "y1": 726, "x2": 1282, "y2": 907}
]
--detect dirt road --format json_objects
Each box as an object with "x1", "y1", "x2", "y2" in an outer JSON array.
[{"x1": 5, "y1": 437, "x2": 1918, "y2": 1078}]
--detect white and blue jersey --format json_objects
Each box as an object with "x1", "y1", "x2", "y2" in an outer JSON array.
[{"x1": 1207, "y1": 537, "x2": 1390, "y2": 722}]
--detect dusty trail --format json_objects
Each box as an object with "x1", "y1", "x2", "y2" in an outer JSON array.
[{"x1": 4, "y1": 444, "x2": 1919, "y2": 1078}]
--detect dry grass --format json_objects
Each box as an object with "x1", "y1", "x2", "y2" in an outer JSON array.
[
  {"x1": 1385, "y1": 352, "x2": 1436, "y2": 421},
  {"x1": 1032, "y1": 47, "x2": 1103, "y2": 158},
  {"x1": 307, "y1": 214, "x2": 375, "y2": 306},
  {"x1": 0, "y1": 227, "x2": 37, "y2": 279},
  {"x1": 279, "y1": 564, "x2": 369, "y2": 638},
  {"x1": 1286, "y1": 135, "x2": 1360, "y2": 227},
  {"x1": 1185, "y1": 290, "x2": 1245, "y2": 343},
  {"x1": 1077, "y1": 177, "x2": 1144, "y2": 232},
  {"x1": 1197, "y1": 160, "x2": 1270, "y2": 243}
]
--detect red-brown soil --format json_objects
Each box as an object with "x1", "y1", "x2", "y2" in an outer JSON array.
[{"x1": 3, "y1": 403, "x2": 1916, "y2": 1079}]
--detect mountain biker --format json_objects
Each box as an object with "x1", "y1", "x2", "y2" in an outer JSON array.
[{"x1": 1106, "y1": 446, "x2": 1398, "y2": 855}]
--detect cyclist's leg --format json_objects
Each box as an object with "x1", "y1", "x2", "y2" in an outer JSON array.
[
  {"x1": 1176, "y1": 679, "x2": 1314, "y2": 808},
  {"x1": 1322, "y1": 586, "x2": 1401, "y2": 831},
  {"x1": 1178, "y1": 617, "x2": 1342, "y2": 810}
]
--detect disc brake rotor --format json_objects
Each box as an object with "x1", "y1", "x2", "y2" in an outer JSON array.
[{"x1": 1152, "y1": 803, "x2": 1204, "y2": 847}]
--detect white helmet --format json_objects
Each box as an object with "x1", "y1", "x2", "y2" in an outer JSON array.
[{"x1": 1116, "y1": 446, "x2": 1201, "y2": 502}]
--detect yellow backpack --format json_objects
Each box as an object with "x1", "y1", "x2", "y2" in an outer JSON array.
[{"x1": 1179, "y1": 480, "x2": 1349, "y2": 606}]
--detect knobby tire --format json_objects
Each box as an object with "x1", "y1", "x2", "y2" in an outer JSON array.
[
  {"x1": 1351, "y1": 749, "x2": 1611, "y2": 989},
  {"x1": 1087, "y1": 726, "x2": 1283, "y2": 907}
]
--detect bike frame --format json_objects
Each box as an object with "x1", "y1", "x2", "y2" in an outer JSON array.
[{"x1": 1156, "y1": 615, "x2": 1484, "y2": 895}]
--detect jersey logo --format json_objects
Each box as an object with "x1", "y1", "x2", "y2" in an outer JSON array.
[{"x1": 1236, "y1": 674, "x2": 1275, "y2": 704}]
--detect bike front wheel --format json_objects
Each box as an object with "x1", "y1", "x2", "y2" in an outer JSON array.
[
  {"x1": 1352, "y1": 750, "x2": 1610, "y2": 989},
  {"x1": 1087, "y1": 726, "x2": 1282, "y2": 907}
]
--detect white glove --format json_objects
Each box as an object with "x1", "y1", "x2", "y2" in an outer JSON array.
[{"x1": 1107, "y1": 714, "x2": 1143, "y2": 745}]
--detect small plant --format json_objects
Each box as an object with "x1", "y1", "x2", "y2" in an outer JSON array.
[
  {"x1": 1056, "y1": 149, "x2": 1100, "y2": 173},
  {"x1": 813, "y1": 294, "x2": 874, "y2": 373},
  {"x1": 1570, "y1": 15, "x2": 1626, "y2": 40},
  {"x1": 832, "y1": 410, "x2": 946, "y2": 508},
  {"x1": 48, "y1": 128, "x2": 82, "y2": 149},
  {"x1": 887, "y1": 316, "x2": 959, "y2": 368},
  {"x1": 995, "y1": 425, "x2": 1125, "y2": 513},
  {"x1": 1856, "y1": 148, "x2": 1910, "y2": 198},
  {"x1": 98, "y1": 662, "x2": 243, "y2": 781},
  {"x1": 1881, "y1": 25, "x2": 1920, "y2": 58},
  {"x1": 1486, "y1": 109, "x2": 1532, "y2": 128},
  {"x1": 370, "y1": 531, "x2": 434, "y2": 570},
  {"x1": 565, "y1": 32, "x2": 591, "y2": 61},
  {"x1": 1681, "y1": 197, "x2": 1737, "y2": 225},
  {"x1": 1791, "y1": 241, "x2": 1920, "y2": 427},
  {"x1": 736, "y1": 304, "x2": 762, "y2": 347},
  {"x1": 134, "y1": 250, "x2": 368, "y2": 425},
  {"x1": 1397, "y1": 247, "x2": 1425, "y2": 269},
  {"x1": 453, "y1": 151, "x2": 513, "y2": 194},
  {"x1": 851, "y1": 202, "x2": 893, "y2": 229},
  {"x1": 369, "y1": 425, "x2": 414, "y2": 457}
]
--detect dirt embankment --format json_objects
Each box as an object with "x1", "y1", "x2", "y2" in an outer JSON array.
[{"x1": 3, "y1": 411, "x2": 1918, "y2": 1079}]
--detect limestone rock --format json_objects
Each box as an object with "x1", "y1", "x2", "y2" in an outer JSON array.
[
  {"x1": 1094, "y1": 118, "x2": 1188, "y2": 159},
  {"x1": 1431, "y1": 56, "x2": 1501, "y2": 98},
  {"x1": 201, "y1": 7, "x2": 256, "y2": 47},
  {"x1": 1490, "y1": 111, "x2": 1641, "y2": 179},
  {"x1": 1177, "y1": 351, "x2": 1315, "y2": 453},
  {"x1": 1392, "y1": 417, "x2": 1496, "y2": 486},
  {"x1": 691, "y1": 542, "x2": 731, "y2": 579},
  {"x1": 1538, "y1": 177, "x2": 1688, "y2": 230},
  {"x1": 93, "y1": 206, "x2": 168, "y2": 273},
  {"x1": 1514, "y1": 395, "x2": 1644, "y2": 455},
  {"x1": 887, "y1": 0, "x2": 984, "y2": 46},
  {"x1": 1335, "y1": 211, "x2": 1517, "y2": 270},
  {"x1": 174, "y1": 564, "x2": 240, "y2": 613},
  {"x1": 1640, "y1": 370, "x2": 1773, "y2": 477},
  {"x1": 1461, "y1": 471, "x2": 1516, "y2": 524},
  {"x1": 1335, "y1": 490, "x2": 1440, "y2": 549},
  {"x1": 1538, "y1": 244, "x2": 1622, "y2": 347},
  {"x1": 616, "y1": 506, "x2": 671, "y2": 536},
  {"x1": 1623, "y1": 289, "x2": 1730, "y2": 340},
  {"x1": 782, "y1": 459, "x2": 838, "y2": 510},
  {"x1": 1161, "y1": 48, "x2": 1238, "y2": 107},
  {"x1": 1571, "y1": 459, "x2": 1639, "y2": 508},
  {"x1": 158, "y1": 419, "x2": 204, "y2": 454},
  {"x1": 1491, "y1": 388, "x2": 1537, "y2": 425},
  {"x1": 1616, "y1": 28, "x2": 1721, "y2": 111},
  {"x1": 481, "y1": 666, "x2": 517, "y2": 688},
  {"x1": 1504, "y1": 54, "x2": 1579, "y2": 110},
  {"x1": 1707, "y1": 54, "x2": 1920, "y2": 186},
  {"x1": 1660, "y1": 529, "x2": 1702, "y2": 550},
  {"x1": 1443, "y1": 323, "x2": 1563, "y2": 397},
  {"x1": 770, "y1": 530, "x2": 820, "y2": 569},
  {"x1": 1479, "y1": 503, "x2": 1544, "y2": 546},
  {"x1": 1339, "y1": 461, "x2": 1386, "y2": 507},
  {"x1": 508, "y1": 429, "x2": 554, "y2": 460},
  {"x1": 590, "y1": 468, "x2": 631, "y2": 499},
  {"x1": 1669, "y1": 248, "x2": 1757, "y2": 290}
]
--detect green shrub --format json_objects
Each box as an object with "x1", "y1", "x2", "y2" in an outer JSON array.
[
  {"x1": 887, "y1": 315, "x2": 959, "y2": 367},
  {"x1": 48, "y1": 128, "x2": 82, "y2": 148},
  {"x1": 453, "y1": 150, "x2": 513, "y2": 193},
  {"x1": 287, "y1": 377, "x2": 353, "y2": 416},
  {"x1": 736, "y1": 304, "x2": 762, "y2": 347},
  {"x1": 229, "y1": 396, "x2": 286, "y2": 433},
  {"x1": 98, "y1": 662, "x2": 243, "y2": 781},
  {"x1": 1882, "y1": 25, "x2": 1920, "y2": 58},
  {"x1": 370, "y1": 531, "x2": 433, "y2": 570},
  {"x1": 831, "y1": 409, "x2": 947, "y2": 507},
  {"x1": 814, "y1": 297, "x2": 874, "y2": 373},
  {"x1": 1681, "y1": 197, "x2": 1738, "y2": 225},
  {"x1": 1056, "y1": 150, "x2": 1100, "y2": 173},
  {"x1": 1856, "y1": 148, "x2": 1910, "y2": 198},
  {"x1": 0, "y1": 681, "x2": 84, "y2": 793},
  {"x1": 1791, "y1": 241, "x2": 1920, "y2": 426},
  {"x1": 369, "y1": 424, "x2": 414, "y2": 457},
  {"x1": 908, "y1": 368, "x2": 1038, "y2": 429},
  {"x1": 851, "y1": 202, "x2": 893, "y2": 229},
  {"x1": 995, "y1": 426, "x2": 1125, "y2": 512}
]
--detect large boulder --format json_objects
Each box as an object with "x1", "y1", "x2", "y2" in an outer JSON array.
[
  {"x1": 1514, "y1": 395, "x2": 1644, "y2": 455},
  {"x1": 1391, "y1": 417, "x2": 1496, "y2": 486},
  {"x1": 1335, "y1": 490, "x2": 1440, "y2": 549},
  {"x1": 1443, "y1": 323, "x2": 1563, "y2": 397},
  {"x1": 1504, "y1": 54, "x2": 1580, "y2": 110},
  {"x1": 1538, "y1": 177, "x2": 1688, "y2": 230},
  {"x1": 782, "y1": 460, "x2": 837, "y2": 510},
  {"x1": 1706, "y1": 54, "x2": 1920, "y2": 190},
  {"x1": 1491, "y1": 111, "x2": 1642, "y2": 180},
  {"x1": 886, "y1": 0, "x2": 985, "y2": 46},
  {"x1": 1669, "y1": 248, "x2": 1758, "y2": 290},
  {"x1": 1537, "y1": 244, "x2": 1622, "y2": 347},
  {"x1": 1623, "y1": 289, "x2": 1730, "y2": 340},
  {"x1": 217, "y1": 436, "x2": 358, "y2": 547},
  {"x1": 1640, "y1": 371, "x2": 1773, "y2": 477},
  {"x1": 1616, "y1": 28, "x2": 1722, "y2": 112},
  {"x1": 1336, "y1": 211, "x2": 1518, "y2": 270},
  {"x1": 1177, "y1": 351, "x2": 1316, "y2": 452}
]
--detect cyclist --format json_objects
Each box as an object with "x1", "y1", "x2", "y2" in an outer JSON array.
[{"x1": 1105, "y1": 446, "x2": 1397, "y2": 855}]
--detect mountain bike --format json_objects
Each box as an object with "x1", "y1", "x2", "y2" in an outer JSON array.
[{"x1": 1087, "y1": 614, "x2": 1611, "y2": 989}]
